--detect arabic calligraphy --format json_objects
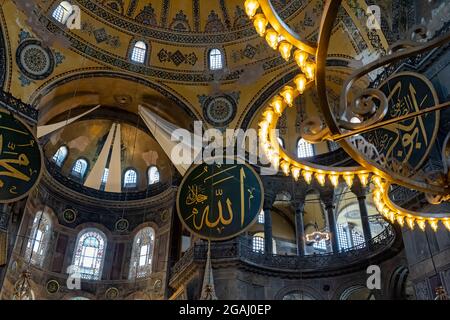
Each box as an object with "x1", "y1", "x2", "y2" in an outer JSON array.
[
  {"x1": 177, "y1": 160, "x2": 264, "y2": 240},
  {"x1": 0, "y1": 109, "x2": 42, "y2": 203},
  {"x1": 363, "y1": 73, "x2": 439, "y2": 175}
]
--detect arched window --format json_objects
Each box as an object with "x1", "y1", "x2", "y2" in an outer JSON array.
[
  {"x1": 124, "y1": 169, "x2": 138, "y2": 188},
  {"x1": 297, "y1": 138, "x2": 314, "y2": 158},
  {"x1": 258, "y1": 210, "x2": 265, "y2": 224},
  {"x1": 72, "y1": 229, "x2": 106, "y2": 280},
  {"x1": 252, "y1": 235, "x2": 264, "y2": 253},
  {"x1": 209, "y1": 48, "x2": 224, "y2": 70},
  {"x1": 131, "y1": 41, "x2": 147, "y2": 64},
  {"x1": 52, "y1": 1, "x2": 74, "y2": 24},
  {"x1": 148, "y1": 166, "x2": 160, "y2": 185},
  {"x1": 25, "y1": 211, "x2": 52, "y2": 267},
  {"x1": 52, "y1": 145, "x2": 68, "y2": 166},
  {"x1": 71, "y1": 159, "x2": 88, "y2": 178},
  {"x1": 129, "y1": 227, "x2": 155, "y2": 279}
]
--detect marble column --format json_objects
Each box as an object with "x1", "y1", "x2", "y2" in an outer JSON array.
[
  {"x1": 352, "y1": 184, "x2": 372, "y2": 246},
  {"x1": 263, "y1": 193, "x2": 275, "y2": 255},
  {"x1": 293, "y1": 200, "x2": 306, "y2": 256},
  {"x1": 321, "y1": 191, "x2": 339, "y2": 254}
]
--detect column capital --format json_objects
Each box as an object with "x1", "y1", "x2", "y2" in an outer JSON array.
[
  {"x1": 319, "y1": 189, "x2": 335, "y2": 209},
  {"x1": 351, "y1": 183, "x2": 370, "y2": 199},
  {"x1": 263, "y1": 192, "x2": 276, "y2": 210}
]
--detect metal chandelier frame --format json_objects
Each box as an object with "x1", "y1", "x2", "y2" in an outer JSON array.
[{"x1": 245, "y1": 0, "x2": 450, "y2": 231}]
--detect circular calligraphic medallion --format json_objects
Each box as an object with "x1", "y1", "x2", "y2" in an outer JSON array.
[
  {"x1": 362, "y1": 72, "x2": 439, "y2": 175},
  {"x1": 115, "y1": 218, "x2": 129, "y2": 232},
  {"x1": 176, "y1": 158, "x2": 264, "y2": 240},
  {"x1": 62, "y1": 209, "x2": 77, "y2": 223},
  {"x1": 46, "y1": 279, "x2": 60, "y2": 294},
  {"x1": 0, "y1": 108, "x2": 42, "y2": 203}
]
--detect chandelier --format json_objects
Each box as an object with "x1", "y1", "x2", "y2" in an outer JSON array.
[{"x1": 244, "y1": 0, "x2": 450, "y2": 232}]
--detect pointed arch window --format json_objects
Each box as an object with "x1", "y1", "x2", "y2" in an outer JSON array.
[
  {"x1": 25, "y1": 211, "x2": 52, "y2": 267},
  {"x1": 52, "y1": 145, "x2": 68, "y2": 166},
  {"x1": 71, "y1": 159, "x2": 88, "y2": 178},
  {"x1": 148, "y1": 166, "x2": 160, "y2": 185},
  {"x1": 129, "y1": 227, "x2": 155, "y2": 279},
  {"x1": 124, "y1": 169, "x2": 138, "y2": 188},
  {"x1": 72, "y1": 229, "x2": 106, "y2": 280},
  {"x1": 297, "y1": 138, "x2": 314, "y2": 158},
  {"x1": 209, "y1": 48, "x2": 224, "y2": 70},
  {"x1": 52, "y1": 1, "x2": 74, "y2": 24},
  {"x1": 131, "y1": 41, "x2": 147, "y2": 64}
]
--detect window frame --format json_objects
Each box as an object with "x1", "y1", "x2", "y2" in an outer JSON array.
[
  {"x1": 52, "y1": 1, "x2": 74, "y2": 25},
  {"x1": 123, "y1": 168, "x2": 138, "y2": 189},
  {"x1": 25, "y1": 210, "x2": 52, "y2": 267},
  {"x1": 147, "y1": 166, "x2": 160, "y2": 185},
  {"x1": 72, "y1": 228, "x2": 107, "y2": 281},
  {"x1": 297, "y1": 138, "x2": 314, "y2": 158},
  {"x1": 128, "y1": 227, "x2": 155, "y2": 279},
  {"x1": 52, "y1": 145, "x2": 68, "y2": 167},
  {"x1": 71, "y1": 158, "x2": 89, "y2": 180},
  {"x1": 130, "y1": 40, "x2": 148, "y2": 64},
  {"x1": 208, "y1": 48, "x2": 224, "y2": 71}
]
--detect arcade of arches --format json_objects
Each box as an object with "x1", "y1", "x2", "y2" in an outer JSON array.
[{"x1": 0, "y1": 0, "x2": 449, "y2": 301}]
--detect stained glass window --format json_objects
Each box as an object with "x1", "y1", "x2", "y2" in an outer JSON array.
[
  {"x1": 131, "y1": 41, "x2": 147, "y2": 64},
  {"x1": 52, "y1": 1, "x2": 73, "y2": 24},
  {"x1": 72, "y1": 229, "x2": 106, "y2": 280},
  {"x1": 148, "y1": 166, "x2": 160, "y2": 185},
  {"x1": 52, "y1": 146, "x2": 68, "y2": 166},
  {"x1": 25, "y1": 211, "x2": 52, "y2": 267},
  {"x1": 209, "y1": 48, "x2": 223, "y2": 70},
  {"x1": 297, "y1": 138, "x2": 314, "y2": 158},
  {"x1": 124, "y1": 169, "x2": 137, "y2": 188},
  {"x1": 129, "y1": 227, "x2": 155, "y2": 279}
]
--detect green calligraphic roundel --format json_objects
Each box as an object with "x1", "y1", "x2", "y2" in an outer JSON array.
[
  {"x1": 0, "y1": 108, "x2": 42, "y2": 203},
  {"x1": 363, "y1": 72, "x2": 439, "y2": 174},
  {"x1": 176, "y1": 159, "x2": 264, "y2": 241}
]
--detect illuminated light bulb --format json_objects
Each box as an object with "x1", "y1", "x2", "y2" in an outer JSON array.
[
  {"x1": 294, "y1": 50, "x2": 308, "y2": 68},
  {"x1": 270, "y1": 96, "x2": 285, "y2": 115},
  {"x1": 278, "y1": 41, "x2": 293, "y2": 61},
  {"x1": 372, "y1": 175, "x2": 383, "y2": 188},
  {"x1": 281, "y1": 161, "x2": 290, "y2": 176},
  {"x1": 316, "y1": 173, "x2": 326, "y2": 186},
  {"x1": 302, "y1": 170, "x2": 313, "y2": 184},
  {"x1": 358, "y1": 173, "x2": 369, "y2": 187},
  {"x1": 244, "y1": 0, "x2": 259, "y2": 18},
  {"x1": 291, "y1": 167, "x2": 300, "y2": 181},
  {"x1": 294, "y1": 74, "x2": 307, "y2": 94},
  {"x1": 382, "y1": 207, "x2": 390, "y2": 217},
  {"x1": 329, "y1": 174, "x2": 339, "y2": 187},
  {"x1": 416, "y1": 219, "x2": 426, "y2": 231},
  {"x1": 265, "y1": 29, "x2": 279, "y2": 50},
  {"x1": 280, "y1": 86, "x2": 295, "y2": 107},
  {"x1": 253, "y1": 14, "x2": 268, "y2": 37},
  {"x1": 263, "y1": 110, "x2": 274, "y2": 124},
  {"x1": 303, "y1": 62, "x2": 315, "y2": 80},
  {"x1": 428, "y1": 219, "x2": 438, "y2": 232},
  {"x1": 258, "y1": 120, "x2": 269, "y2": 133},
  {"x1": 442, "y1": 219, "x2": 450, "y2": 231},
  {"x1": 406, "y1": 216, "x2": 415, "y2": 230},
  {"x1": 396, "y1": 215, "x2": 405, "y2": 227},
  {"x1": 388, "y1": 211, "x2": 396, "y2": 223},
  {"x1": 343, "y1": 174, "x2": 354, "y2": 188}
]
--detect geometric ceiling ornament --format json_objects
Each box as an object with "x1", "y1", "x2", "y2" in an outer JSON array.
[{"x1": 16, "y1": 40, "x2": 54, "y2": 80}]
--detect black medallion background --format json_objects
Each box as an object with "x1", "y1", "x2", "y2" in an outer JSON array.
[
  {"x1": 363, "y1": 72, "x2": 439, "y2": 172},
  {"x1": 0, "y1": 108, "x2": 42, "y2": 203},
  {"x1": 177, "y1": 159, "x2": 264, "y2": 240}
]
